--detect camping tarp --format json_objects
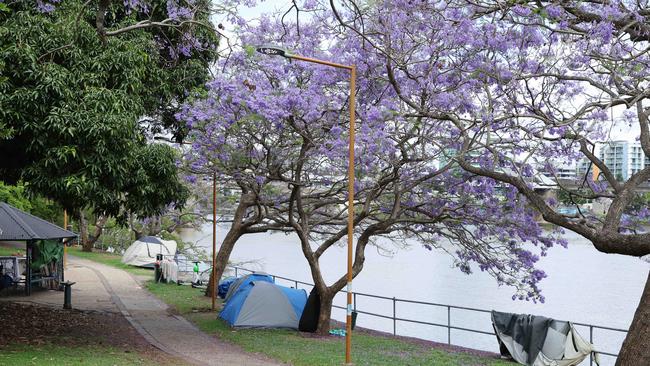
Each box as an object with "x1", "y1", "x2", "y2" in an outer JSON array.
[
  {"x1": 121, "y1": 236, "x2": 177, "y2": 268},
  {"x1": 299, "y1": 287, "x2": 320, "y2": 332},
  {"x1": 220, "y1": 280, "x2": 307, "y2": 329},
  {"x1": 491, "y1": 311, "x2": 598, "y2": 366},
  {"x1": 218, "y1": 277, "x2": 237, "y2": 299}
]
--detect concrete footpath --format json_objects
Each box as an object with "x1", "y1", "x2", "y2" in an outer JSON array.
[{"x1": 3, "y1": 257, "x2": 282, "y2": 366}]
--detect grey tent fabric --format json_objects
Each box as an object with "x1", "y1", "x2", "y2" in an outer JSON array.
[
  {"x1": 224, "y1": 273, "x2": 273, "y2": 303},
  {"x1": 138, "y1": 236, "x2": 163, "y2": 244},
  {"x1": 0, "y1": 202, "x2": 76, "y2": 241},
  {"x1": 234, "y1": 281, "x2": 298, "y2": 328},
  {"x1": 492, "y1": 311, "x2": 598, "y2": 366}
]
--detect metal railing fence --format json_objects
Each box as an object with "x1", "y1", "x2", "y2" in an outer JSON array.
[{"x1": 228, "y1": 265, "x2": 628, "y2": 366}]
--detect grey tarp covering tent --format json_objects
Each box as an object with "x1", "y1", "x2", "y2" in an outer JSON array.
[
  {"x1": 0, "y1": 202, "x2": 76, "y2": 295},
  {"x1": 492, "y1": 311, "x2": 599, "y2": 366}
]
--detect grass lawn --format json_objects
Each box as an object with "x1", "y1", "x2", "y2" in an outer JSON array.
[
  {"x1": 146, "y1": 281, "x2": 212, "y2": 313},
  {"x1": 0, "y1": 246, "x2": 25, "y2": 256},
  {"x1": 0, "y1": 344, "x2": 168, "y2": 366},
  {"x1": 66, "y1": 246, "x2": 152, "y2": 277},
  {"x1": 69, "y1": 249, "x2": 512, "y2": 366},
  {"x1": 188, "y1": 312, "x2": 511, "y2": 366},
  {"x1": 148, "y1": 281, "x2": 511, "y2": 366}
]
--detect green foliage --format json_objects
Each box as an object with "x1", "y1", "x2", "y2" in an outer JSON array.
[
  {"x1": 0, "y1": 245, "x2": 25, "y2": 256},
  {"x1": 629, "y1": 192, "x2": 650, "y2": 211},
  {"x1": 0, "y1": 181, "x2": 63, "y2": 225},
  {"x1": 31, "y1": 240, "x2": 63, "y2": 270},
  {"x1": 0, "y1": 181, "x2": 32, "y2": 211},
  {"x1": 0, "y1": 0, "x2": 214, "y2": 218},
  {"x1": 557, "y1": 189, "x2": 590, "y2": 205}
]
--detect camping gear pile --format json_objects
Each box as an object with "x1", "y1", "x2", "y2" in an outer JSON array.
[
  {"x1": 160, "y1": 259, "x2": 178, "y2": 283},
  {"x1": 219, "y1": 273, "x2": 307, "y2": 329},
  {"x1": 491, "y1": 311, "x2": 598, "y2": 366},
  {"x1": 121, "y1": 236, "x2": 177, "y2": 268}
]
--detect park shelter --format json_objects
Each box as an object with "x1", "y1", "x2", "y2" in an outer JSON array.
[
  {"x1": 0, "y1": 202, "x2": 76, "y2": 295},
  {"x1": 121, "y1": 236, "x2": 177, "y2": 268},
  {"x1": 220, "y1": 280, "x2": 307, "y2": 329},
  {"x1": 491, "y1": 311, "x2": 597, "y2": 366}
]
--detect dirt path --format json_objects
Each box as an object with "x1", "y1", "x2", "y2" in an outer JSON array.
[{"x1": 2, "y1": 257, "x2": 283, "y2": 366}]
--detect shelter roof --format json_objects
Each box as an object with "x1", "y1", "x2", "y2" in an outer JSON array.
[{"x1": 0, "y1": 202, "x2": 76, "y2": 241}]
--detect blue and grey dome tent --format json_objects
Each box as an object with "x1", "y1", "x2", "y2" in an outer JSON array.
[{"x1": 220, "y1": 280, "x2": 307, "y2": 329}]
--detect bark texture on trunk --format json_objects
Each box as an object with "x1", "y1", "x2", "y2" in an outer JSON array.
[
  {"x1": 616, "y1": 272, "x2": 650, "y2": 366},
  {"x1": 316, "y1": 291, "x2": 334, "y2": 335},
  {"x1": 79, "y1": 210, "x2": 91, "y2": 252},
  {"x1": 78, "y1": 211, "x2": 107, "y2": 252},
  {"x1": 205, "y1": 192, "x2": 253, "y2": 297},
  {"x1": 205, "y1": 230, "x2": 242, "y2": 297}
]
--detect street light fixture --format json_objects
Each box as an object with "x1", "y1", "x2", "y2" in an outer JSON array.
[{"x1": 256, "y1": 45, "x2": 357, "y2": 365}]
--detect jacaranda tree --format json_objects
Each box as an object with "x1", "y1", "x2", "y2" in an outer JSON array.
[
  {"x1": 322, "y1": 0, "x2": 650, "y2": 363},
  {"x1": 181, "y1": 13, "x2": 564, "y2": 334}
]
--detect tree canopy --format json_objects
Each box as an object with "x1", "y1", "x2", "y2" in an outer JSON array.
[
  {"x1": 0, "y1": 0, "x2": 216, "y2": 218},
  {"x1": 181, "y1": 0, "x2": 650, "y2": 357}
]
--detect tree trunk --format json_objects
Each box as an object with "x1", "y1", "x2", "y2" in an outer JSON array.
[
  {"x1": 205, "y1": 192, "x2": 254, "y2": 297},
  {"x1": 79, "y1": 212, "x2": 107, "y2": 252},
  {"x1": 205, "y1": 229, "x2": 242, "y2": 297},
  {"x1": 316, "y1": 290, "x2": 334, "y2": 335},
  {"x1": 128, "y1": 214, "x2": 143, "y2": 240},
  {"x1": 79, "y1": 210, "x2": 92, "y2": 252},
  {"x1": 616, "y1": 272, "x2": 650, "y2": 366}
]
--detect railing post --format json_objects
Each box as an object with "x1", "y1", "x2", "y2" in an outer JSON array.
[
  {"x1": 295, "y1": 280, "x2": 298, "y2": 289},
  {"x1": 234, "y1": 267, "x2": 238, "y2": 277},
  {"x1": 589, "y1": 326, "x2": 593, "y2": 366},
  {"x1": 447, "y1": 306, "x2": 451, "y2": 345},
  {"x1": 393, "y1": 297, "x2": 397, "y2": 336},
  {"x1": 353, "y1": 293, "x2": 357, "y2": 312}
]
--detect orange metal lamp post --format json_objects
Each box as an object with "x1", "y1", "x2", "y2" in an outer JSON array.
[
  {"x1": 256, "y1": 46, "x2": 356, "y2": 365},
  {"x1": 211, "y1": 171, "x2": 217, "y2": 311},
  {"x1": 63, "y1": 209, "x2": 68, "y2": 269}
]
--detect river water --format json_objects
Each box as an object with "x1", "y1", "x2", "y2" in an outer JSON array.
[{"x1": 179, "y1": 223, "x2": 648, "y2": 365}]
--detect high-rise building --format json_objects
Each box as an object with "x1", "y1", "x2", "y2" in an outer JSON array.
[{"x1": 579, "y1": 141, "x2": 650, "y2": 181}]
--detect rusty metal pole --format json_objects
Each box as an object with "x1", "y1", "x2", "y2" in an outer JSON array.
[
  {"x1": 63, "y1": 209, "x2": 68, "y2": 269},
  {"x1": 255, "y1": 48, "x2": 357, "y2": 364},
  {"x1": 211, "y1": 171, "x2": 217, "y2": 311}
]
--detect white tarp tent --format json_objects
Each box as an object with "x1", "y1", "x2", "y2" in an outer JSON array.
[{"x1": 121, "y1": 236, "x2": 177, "y2": 268}]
